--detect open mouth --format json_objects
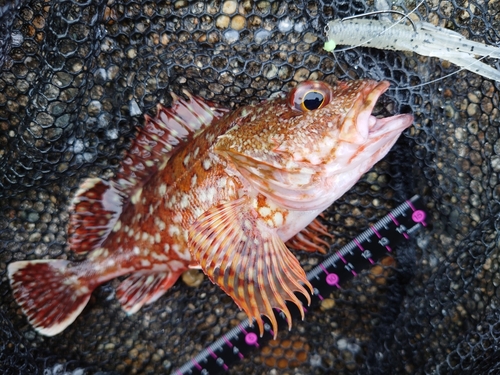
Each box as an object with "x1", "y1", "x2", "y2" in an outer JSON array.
[
  {"x1": 340, "y1": 80, "x2": 413, "y2": 142},
  {"x1": 369, "y1": 113, "x2": 414, "y2": 138}
]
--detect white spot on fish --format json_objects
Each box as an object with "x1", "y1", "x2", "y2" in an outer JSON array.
[
  {"x1": 191, "y1": 174, "x2": 197, "y2": 188},
  {"x1": 180, "y1": 194, "x2": 189, "y2": 209},
  {"x1": 244, "y1": 219, "x2": 252, "y2": 230},
  {"x1": 159, "y1": 183, "x2": 167, "y2": 196},
  {"x1": 131, "y1": 187, "x2": 143, "y2": 204},
  {"x1": 169, "y1": 260, "x2": 186, "y2": 272},
  {"x1": 273, "y1": 212, "x2": 284, "y2": 227},
  {"x1": 193, "y1": 207, "x2": 204, "y2": 219},
  {"x1": 152, "y1": 251, "x2": 168, "y2": 261},
  {"x1": 133, "y1": 246, "x2": 140, "y2": 255},
  {"x1": 89, "y1": 247, "x2": 103, "y2": 259},
  {"x1": 155, "y1": 217, "x2": 166, "y2": 231},
  {"x1": 141, "y1": 259, "x2": 151, "y2": 267},
  {"x1": 183, "y1": 154, "x2": 190, "y2": 167},
  {"x1": 172, "y1": 244, "x2": 191, "y2": 260},
  {"x1": 168, "y1": 225, "x2": 181, "y2": 237},
  {"x1": 217, "y1": 177, "x2": 227, "y2": 188},
  {"x1": 198, "y1": 186, "x2": 217, "y2": 203},
  {"x1": 112, "y1": 220, "x2": 122, "y2": 232},
  {"x1": 259, "y1": 206, "x2": 271, "y2": 217},
  {"x1": 142, "y1": 232, "x2": 149, "y2": 241},
  {"x1": 164, "y1": 244, "x2": 170, "y2": 252},
  {"x1": 202, "y1": 158, "x2": 212, "y2": 170},
  {"x1": 155, "y1": 233, "x2": 161, "y2": 243}
]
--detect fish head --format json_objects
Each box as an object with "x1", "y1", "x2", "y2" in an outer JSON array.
[
  {"x1": 280, "y1": 79, "x2": 413, "y2": 172},
  {"x1": 215, "y1": 80, "x2": 413, "y2": 210}
]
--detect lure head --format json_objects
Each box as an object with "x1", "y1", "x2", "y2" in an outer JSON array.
[{"x1": 215, "y1": 80, "x2": 414, "y2": 210}]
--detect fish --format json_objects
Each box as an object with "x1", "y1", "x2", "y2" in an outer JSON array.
[{"x1": 7, "y1": 79, "x2": 413, "y2": 337}]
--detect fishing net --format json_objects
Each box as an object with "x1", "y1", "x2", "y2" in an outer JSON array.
[{"x1": 1, "y1": 0, "x2": 499, "y2": 374}]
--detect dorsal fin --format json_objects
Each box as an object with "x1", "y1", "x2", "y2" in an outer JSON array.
[
  {"x1": 114, "y1": 92, "x2": 230, "y2": 195},
  {"x1": 68, "y1": 92, "x2": 229, "y2": 254}
]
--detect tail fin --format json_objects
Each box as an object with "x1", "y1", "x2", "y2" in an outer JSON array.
[{"x1": 8, "y1": 260, "x2": 92, "y2": 336}]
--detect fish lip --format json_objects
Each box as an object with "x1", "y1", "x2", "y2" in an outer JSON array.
[
  {"x1": 358, "y1": 81, "x2": 413, "y2": 139},
  {"x1": 340, "y1": 80, "x2": 392, "y2": 143},
  {"x1": 369, "y1": 113, "x2": 414, "y2": 138}
]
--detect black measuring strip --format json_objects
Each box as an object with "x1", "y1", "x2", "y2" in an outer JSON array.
[{"x1": 174, "y1": 195, "x2": 427, "y2": 375}]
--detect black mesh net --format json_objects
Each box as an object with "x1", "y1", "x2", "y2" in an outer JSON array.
[{"x1": 1, "y1": 0, "x2": 500, "y2": 374}]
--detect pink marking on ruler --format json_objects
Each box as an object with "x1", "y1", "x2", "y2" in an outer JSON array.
[
  {"x1": 223, "y1": 336, "x2": 233, "y2": 347},
  {"x1": 370, "y1": 226, "x2": 392, "y2": 252},
  {"x1": 320, "y1": 264, "x2": 329, "y2": 274},
  {"x1": 223, "y1": 336, "x2": 244, "y2": 359},
  {"x1": 388, "y1": 213, "x2": 399, "y2": 225},
  {"x1": 353, "y1": 238, "x2": 364, "y2": 250},
  {"x1": 238, "y1": 324, "x2": 248, "y2": 334},
  {"x1": 406, "y1": 200, "x2": 416, "y2": 211},
  {"x1": 403, "y1": 232, "x2": 410, "y2": 239},
  {"x1": 208, "y1": 348, "x2": 229, "y2": 371},
  {"x1": 191, "y1": 359, "x2": 202, "y2": 371},
  {"x1": 208, "y1": 348, "x2": 217, "y2": 359},
  {"x1": 337, "y1": 252, "x2": 347, "y2": 263},
  {"x1": 354, "y1": 238, "x2": 375, "y2": 264},
  {"x1": 370, "y1": 225, "x2": 382, "y2": 238}
]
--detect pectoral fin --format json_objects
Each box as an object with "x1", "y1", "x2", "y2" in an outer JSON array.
[{"x1": 188, "y1": 197, "x2": 312, "y2": 337}]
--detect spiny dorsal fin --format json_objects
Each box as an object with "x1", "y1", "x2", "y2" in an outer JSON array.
[
  {"x1": 114, "y1": 92, "x2": 230, "y2": 195},
  {"x1": 68, "y1": 93, "x2": 229, "y2": 254}
]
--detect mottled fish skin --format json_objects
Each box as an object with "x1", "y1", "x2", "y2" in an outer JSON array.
[{"x1": 8, "y1": 80, "x2": 413, "y2": 337}]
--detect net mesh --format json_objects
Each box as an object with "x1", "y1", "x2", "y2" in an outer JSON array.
[{"x1": 1, "y1": 0, "x2": 500, "y2": 374}]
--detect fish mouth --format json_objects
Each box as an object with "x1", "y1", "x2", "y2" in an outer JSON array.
[{"x1": 340, "y1": 80, "x2": 413, "y2": 143}]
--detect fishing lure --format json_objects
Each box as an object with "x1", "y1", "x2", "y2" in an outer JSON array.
[{"x1": 325, "y1": 18, "x2": 500, "y2": 82}]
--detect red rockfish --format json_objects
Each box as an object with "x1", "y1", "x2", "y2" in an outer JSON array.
[{"x1": 8, "y1": 80, "x2": 413, "y2": 337}]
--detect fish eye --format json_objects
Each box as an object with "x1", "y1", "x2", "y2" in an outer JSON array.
[
  {"x1": 289, "y1": 81, "x2": 332, "y2": 113},
  {"x1": 302, "y1": 91, "x2": 324, "y2": 111}
]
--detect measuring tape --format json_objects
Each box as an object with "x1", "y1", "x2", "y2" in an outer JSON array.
[{"x1": 174, "y1": 195, "x2": 427, "y2": 375}]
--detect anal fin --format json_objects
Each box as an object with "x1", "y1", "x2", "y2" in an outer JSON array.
[
  {"x1": 116, "y1": 271, "x2": 182, "y2": 314},
  {"x1": 189, "y1": 197, "x2": 313, "y2": 338}
]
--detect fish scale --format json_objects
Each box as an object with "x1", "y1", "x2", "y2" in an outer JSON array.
[{"x1": 7, "y1": 79, "x2": 413, "y2": 337}]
